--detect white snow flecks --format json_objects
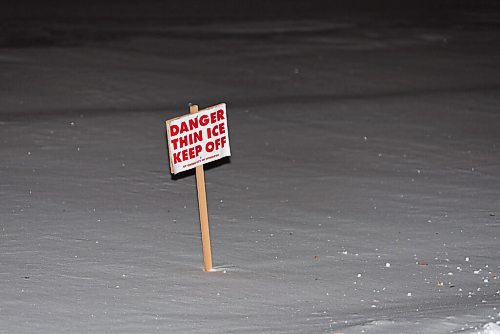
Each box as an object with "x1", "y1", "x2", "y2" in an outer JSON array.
[{"x1": 1, "y1": 14, "x2": 500, "y2": 334}]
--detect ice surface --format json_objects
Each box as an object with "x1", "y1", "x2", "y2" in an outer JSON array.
[{"x1": 1, "y1": 12, "x2": 499, "y2": 333}]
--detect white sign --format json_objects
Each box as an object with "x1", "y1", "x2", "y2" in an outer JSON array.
[{"x1": 166, "y1": 103, "x2": 231, "y2": 174}]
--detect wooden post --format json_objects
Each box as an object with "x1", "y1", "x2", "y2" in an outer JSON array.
[{"x1": 190, "y1": 104, "x2": 213, "y2": 272}]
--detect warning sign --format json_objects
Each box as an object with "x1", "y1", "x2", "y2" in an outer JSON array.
[{"x1": 166, "y1": 103, "x2": 231, "y2": 174}]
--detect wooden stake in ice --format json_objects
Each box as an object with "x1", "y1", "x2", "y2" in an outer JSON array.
[
  {"x1": 190, "y1": 104, "x2": 213, "y2": 272},
  {"x1": 165, "y1": 102, "x2": 230, "y2": 271}
]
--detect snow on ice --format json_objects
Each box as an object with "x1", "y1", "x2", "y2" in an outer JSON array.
[{"x1": 1, "y1": 7, "x2": 499, "y2": 334}]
